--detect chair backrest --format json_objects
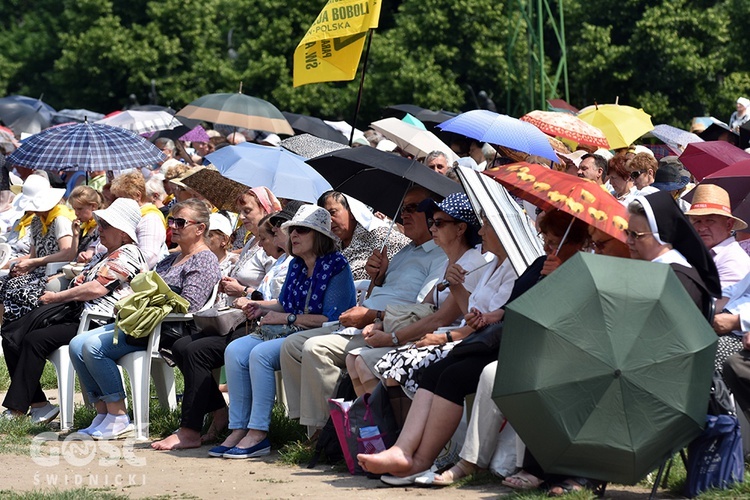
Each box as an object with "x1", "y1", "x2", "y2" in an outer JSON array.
[{"x1": 354, "y1": 279, "x2": 371, "y2": 306}]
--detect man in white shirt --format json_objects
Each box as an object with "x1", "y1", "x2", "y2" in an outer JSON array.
[
  {"x1": 685, "y1": 184, "x2": 750, "y2": 289},
  {"x1": 280, "y1": 186, "x2": 447, "y2": 431}
]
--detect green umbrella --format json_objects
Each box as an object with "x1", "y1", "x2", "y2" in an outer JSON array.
[
  {"x1": 492, "y1": 252, "x2": 717, "y2": 485},
  {"x1": 176, "y1": 91, "x2": 293, "y2": 136}
]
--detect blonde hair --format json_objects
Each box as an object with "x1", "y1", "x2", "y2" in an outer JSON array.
[
  {"x1": 69, "y1": 185, "x2": 103, "y2": 208},
  {"x1": 110, "y1": 171, "x2": 147, "y2": 202}
]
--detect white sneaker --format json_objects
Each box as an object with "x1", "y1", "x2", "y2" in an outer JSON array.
[
  {"x1": 90, "y1": 414, "x2": 135, "y2": 440},
  {"x1": 29, "y1": 403, "x2": 60, "y2": 425}
]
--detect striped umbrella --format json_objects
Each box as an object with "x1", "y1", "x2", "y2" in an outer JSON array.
[
  {"x1": 455, "y1": 166, "x2": 543, "y2": 276},
  {"x1": 177, "y1": 92, "x2": 293, "y2": 136},
  {"x1": 6, "y1": 122, "x2": 166, "y2": 171}
]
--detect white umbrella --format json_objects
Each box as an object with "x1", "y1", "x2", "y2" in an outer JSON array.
[
  {"x1": 370, "y1": 117, "x2": 458, "y2": 163},
  {"x1": 96, "y1": 110, "x2": 182, "y2": 134}
]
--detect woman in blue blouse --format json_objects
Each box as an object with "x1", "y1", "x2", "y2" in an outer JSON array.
[{"x1": 210, "y1": 204, "x2": 356, "y2": 459}]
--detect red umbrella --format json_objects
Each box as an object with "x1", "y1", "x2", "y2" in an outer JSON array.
[
  {"x1": 685, "y1": 159, "x2": 750, "y2": 225},
  {"x1": 484, "y1": 162, "x2": 629, "y2": 242},
  {"x1": 678, "y1": 141, "x2": 750, "y2": 182},
  {"x1": 520, "y1": 110, "x2": 610, "y2": 148}
]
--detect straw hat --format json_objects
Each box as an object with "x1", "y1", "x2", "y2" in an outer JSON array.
[
  {"x1": 281, "y1": 204, "x2": 339, "y2": 243},
  {"x1": 684, "y1": 184, "x2": 747, "y2": 230},
  {"x1": 93, "y1": 198, "x2": 141, "y2": 243},
  {"x1": 11, "y1": 174, "x2": 66, "y2": 212}
]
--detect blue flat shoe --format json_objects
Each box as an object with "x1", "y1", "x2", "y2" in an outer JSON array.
[
  {"x1": 208, "y1": 445, "x2": 233, "y2": 458},
  {"x1": 223, "y1": 438, "x2": 271, "y2": 459}
]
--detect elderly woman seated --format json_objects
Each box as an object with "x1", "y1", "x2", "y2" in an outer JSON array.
[
  {"x1": 1, "y1": 198, "x2": 148, "y2": 422},
  {"x1": 69, "y1": 199, "x2": 222, "y2": 439},
  {"x1": 208, "y1": 205, "x2": 356, "y2": 459},
  {"x1": 318, "y1": 190, "x2": 410, "y2": 280}
]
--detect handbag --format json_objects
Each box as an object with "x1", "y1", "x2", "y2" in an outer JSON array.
[
  {"x1": 382, "y1": 303, "x2": 436, "y2": 333},
  {"x1": 1, "y1": 301, "x2": 83, "y2": 350},
  {"x1": 684, "y1": 414, "x2": 744, "y2": 497},
  {"x1": 449, "y1": 321, "x2": 504, "y2": 358},
  {"x1": 328, "y1": 382, "x2": 399, "y2": 475},
  {"x1": 193, "y1": 306, "x2": 247, "y2": 336}
]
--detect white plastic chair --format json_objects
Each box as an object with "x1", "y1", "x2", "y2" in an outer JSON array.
[
  {"x1": 354, "y1": 279, "x2": 371, "y2": 306},
  {"x1": 47, "y1": 310, "x2": 111, "y2": 430},
  {"x1": 116, "y1": 284, "x2": 219, "y2": 440}
]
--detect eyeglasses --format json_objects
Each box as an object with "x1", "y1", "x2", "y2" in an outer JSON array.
[
  {"x1": 629, "y1": 170, "x2": 644, "y2": 181},
  {"x1": 427, "y1": 218, "x2": 460, "y2": 229},
  {"x1": 400, "y1": 203, "x2": 419, "y2": 215},
  {"x1": 624, "y1": 229, "x2": 654, "y2": 240},
  {"x1": 289, "y1": 226, "x2": 312, "y2": 235},
  {"x1": 167, "y1": 216, "x2": 201, "y2": 229},
  {"x1": 538, "y1": 233, "x2": 560, "y2": 249},
  {"x1": 591, "y1": 237, "x2": 614, "y2": 251}
]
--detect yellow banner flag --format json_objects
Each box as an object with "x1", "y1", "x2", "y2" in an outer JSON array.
[{"x1": 293, "y1": 0, "x2": 382, "y2": 87}]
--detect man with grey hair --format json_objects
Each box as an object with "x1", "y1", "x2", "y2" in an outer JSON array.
[{"x1": 424, "y1": 150, "x2": 449, "y2": 175}]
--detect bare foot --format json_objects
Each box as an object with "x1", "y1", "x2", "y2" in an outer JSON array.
[
  {"x1": 201, "y1": 408, "x2": 228, "y2": 444},
  {"x1": 357, "y1": 446, "x2": 412, "y2": 475},
  {"x1": 218, "y1": 429, "x2": 248, "y2": 449},
  {"x1": 150, "y1": 428, "x2": 202, "y2": 450}
]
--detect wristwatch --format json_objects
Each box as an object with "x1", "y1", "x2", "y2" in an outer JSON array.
[
  {"x1": 390, "y1": 331, "x2": 399, "y2": 345},
  {"x1": 287, "y1": 313, "x2": 297, "y2": 326}
]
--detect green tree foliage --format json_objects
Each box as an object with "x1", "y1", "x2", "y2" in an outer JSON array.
[{"x1": 0, "y1": 0, "x2": 748, "y2": 128}]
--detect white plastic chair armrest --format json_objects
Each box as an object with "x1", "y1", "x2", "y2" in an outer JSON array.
[{"x1": 45, "y1": 261, "x2": 69, "y2": 275}]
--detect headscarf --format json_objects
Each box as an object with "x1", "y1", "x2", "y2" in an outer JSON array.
[
  {"x1": 343, "y1": 194, "x2": 387, "y2": 231},
  {"x1": 635, "y1": 191, "x2": 721, "y2": 297},
  {"x1": 249, "y1": 187, "x2": 281, "y2": 215}
]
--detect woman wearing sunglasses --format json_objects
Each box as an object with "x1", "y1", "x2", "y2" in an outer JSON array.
[
  {"x1": 2, "y1": 199, "x2": 148, "y2": 423},
  {"x1": 68, "y1": 199, "x2": 222, "y2": 440},
  {"x1": 209, "y1": 205, "x2": 356, "y2": 459}
]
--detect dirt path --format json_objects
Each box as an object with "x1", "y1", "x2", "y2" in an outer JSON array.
[{"x1": 0, "y1": 436, "x2": 664, "y2": 499}]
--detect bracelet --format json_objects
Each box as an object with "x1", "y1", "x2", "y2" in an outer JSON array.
[{"x1": 445, "y1": 331, "x2": 453, "y2": 343}]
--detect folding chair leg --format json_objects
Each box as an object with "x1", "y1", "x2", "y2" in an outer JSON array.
[{"x1": 650, "y1": 457, "x2": 672, "y2": 500}]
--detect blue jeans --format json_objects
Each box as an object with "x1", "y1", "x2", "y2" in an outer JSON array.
[
  {"x1": 224, "y1": 335, "x2": 285, "y2": 431},
  {"x1": 69, "y1": 324, "x2": 143, "y2": 403}
]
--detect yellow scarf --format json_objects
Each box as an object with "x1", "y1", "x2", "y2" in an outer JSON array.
[
  {"x1": 141, "y1": 203, "x2": 167, "y2": 229},
  {"x1": 14, "y1": 213, "x2": 35, "y2": 239},
  {"x1": 163, "y1": 193, "x2": 174, "y2": 205},
  {"x1": 41, "y1": 205, "x2": 77, "y2": 235},
  {"x1": 80, "y1": 219, "x2": 97, "y2": 237}
]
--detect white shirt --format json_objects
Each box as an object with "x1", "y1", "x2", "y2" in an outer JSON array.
[
  {"x1": 711, "y1": 237, "x2": 750, "y2": 289},
  {"x1": 722, "y1": 272, "x2": 750, "y2": 334}
]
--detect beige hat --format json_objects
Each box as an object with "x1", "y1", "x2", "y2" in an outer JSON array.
[
  {"x1": 684, "y1": 184, "x2": 747, "y2": 230},
  {"x1": 281, "y1": 204, "x2": 339, "y2": 244}
]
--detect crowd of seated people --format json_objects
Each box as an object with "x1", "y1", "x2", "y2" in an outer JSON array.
[{"x1": 3, "y1": 132, "x2": 750, "y2": 499}]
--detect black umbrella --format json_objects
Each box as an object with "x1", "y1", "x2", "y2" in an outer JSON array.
[
  {"x1": 382, "y1": 104, "x2": 426, "y2": 119},
  {"x1": 282, "y1": 112, "x2": 348, "y2": 144},
  {"x1": 306, "y1": 146, "x2": 463, "y2": 216},
  {"x1": 0, "y1": 99, "x2": 51, "y2": 135}
]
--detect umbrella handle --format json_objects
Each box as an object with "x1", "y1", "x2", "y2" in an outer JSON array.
[
  {"x1": 554, "y1": 217, "x2": 575, "y2": 257},
  {"x1": 365, "y1": 186, "x2": 410, "y2": 299}
]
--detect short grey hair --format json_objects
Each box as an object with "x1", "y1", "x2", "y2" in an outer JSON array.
[
  {"x1": 424, "y1": 150, "x2": 448, "y2": 165},
  {"x1": 145, "y1": 176, "x2": 167, "y2": 200}
]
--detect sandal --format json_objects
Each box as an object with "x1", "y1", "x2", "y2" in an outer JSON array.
[
  {"x1": 502, "y1": 470, "x2": 543, "y2": 490},
  {"x1": 432, "y1": 459, "x2": 480, "y2": 486},
  {"x1": 547, "y1": 477, "x2": 606, "y2": 497}
]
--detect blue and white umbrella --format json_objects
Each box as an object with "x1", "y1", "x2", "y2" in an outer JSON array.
[
  {"x1": 6, "y1": 122, "x2": 166, "y2": 172},
  {"x1": 649, "y1": 124, "x2": 703, "y2": 154},
  {"x1": 206, "y1": 142, "x2": 332, "y2": 203},
  {"x1": 438, "y1": 109, "x2": 559, "y2": 163}
]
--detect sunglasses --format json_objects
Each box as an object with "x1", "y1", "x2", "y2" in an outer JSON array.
[
  {"x1": 629, "y1": 170, "x2": 644, "y2": 181},
  {"x1": 624, "y1": 229, "x2": 654, "y2": 240},
  {"x1": 289, "y1": 225, "x2": 312, "y2": 235},
  {"x1": 591, "y1": 237, "x2": 614, "y2": 250},
  {"x1": 427, "y1": 218, "x2": 460, "y2": 229},
  {"x1": 167, "y1": 216, "x2": 201, "y2": 229},
  {"x1": 400, "y1": 203, "x2": 419, "y2": 215}
]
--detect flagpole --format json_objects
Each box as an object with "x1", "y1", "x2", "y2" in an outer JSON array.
[{"x1": 348, "y1": 29, "x2": 375, "y2": 146}]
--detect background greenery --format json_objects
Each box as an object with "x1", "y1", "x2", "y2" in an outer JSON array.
[{"x1": 0, "y1": 0, "x2": 748, "y2": 132}]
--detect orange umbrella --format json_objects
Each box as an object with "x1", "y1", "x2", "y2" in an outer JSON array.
[{"x1": 484, "y1": 162, "x2": 629, "y2": 242}]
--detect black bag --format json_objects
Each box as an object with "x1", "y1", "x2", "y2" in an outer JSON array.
[
  {"x1": 307, "y1": 373, "x2": 356, "y2": 469},
  {"x1": 450, "y1": 321, "x2": 504, "y2": 358},
  {"x1": 1, "y1": 301, "x2": 83, "y2": 350}
]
